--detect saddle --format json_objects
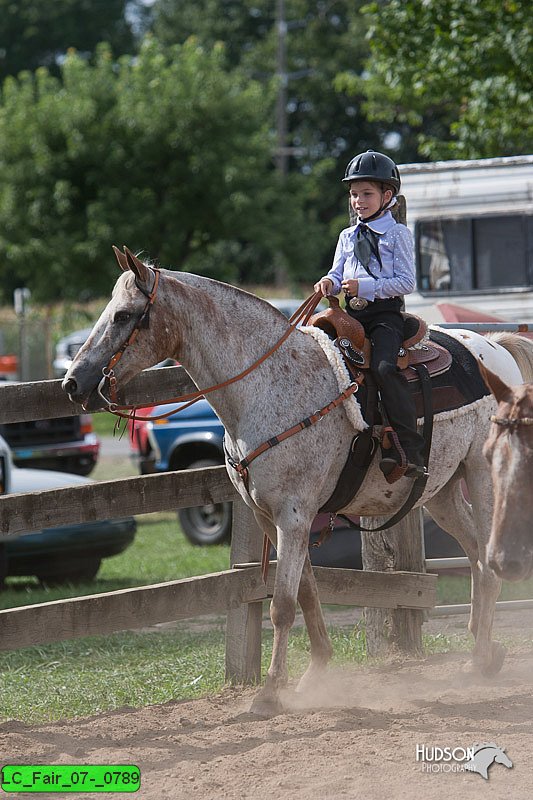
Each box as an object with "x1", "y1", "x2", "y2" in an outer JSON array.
[{"x1": 308, "y1": 296, "x2": 452, "y2": 381}]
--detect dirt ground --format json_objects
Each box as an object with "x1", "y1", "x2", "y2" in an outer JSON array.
[{"x1": 1, "y1": 608, "x2": 532, "y2": 800}]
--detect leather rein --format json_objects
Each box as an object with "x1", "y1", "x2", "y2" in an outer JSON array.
[{"x1": 96, "y1": 273, "x2": 326, "y2": 422}]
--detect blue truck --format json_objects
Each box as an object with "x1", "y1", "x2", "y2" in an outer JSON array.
[{"x1": 147, "y1": 399, "x2": 230, "y2": 546}]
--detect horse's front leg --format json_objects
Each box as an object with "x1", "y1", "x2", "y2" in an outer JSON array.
[
  {"x1": 469, "y1": 559, "x2": 503, "y2": 675},
  {"x1": 425, "y1": 473, "x2": 503, "y2": 676},
  {"x1": 250, "y1": 515, "x2": 310, "y2": 716},
  {"x1": 464, "y1": 457, "x2": 505, "y2": 676}
]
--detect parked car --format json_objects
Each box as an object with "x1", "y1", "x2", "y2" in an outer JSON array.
[
  {"x1": 0, "y1": 325, "x2": 100, "y2": 476},
  {"x1": 0, "y1": 413, "x2": 100, "y2": 476},
  {"x1": 53, "y1": 326, "x2": 93, "y2": 378},
  {"x1": 147, "y1": 399, "x2": 229, "y2": 544},
  {"x1": 0, "y1": 435, "x2": 136, "y2": 586}
]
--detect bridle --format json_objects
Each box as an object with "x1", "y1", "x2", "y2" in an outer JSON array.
[
  {"x1": 490, "y1": 414, "x2": 533, "y2": 430},
  {"x1": 97, "y1": 268, "x2": 160, "y2": 411},
  {"x1": 96, "y1": 269, "x2": 324, "y2": 421}
]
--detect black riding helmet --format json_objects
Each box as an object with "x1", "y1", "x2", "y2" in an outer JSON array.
[{"x1": 342, "y1": 150, "x2": 401, "y2": 194}]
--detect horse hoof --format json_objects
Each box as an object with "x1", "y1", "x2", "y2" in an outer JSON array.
[
  {"x1": 249, "y1": 693, "x2": 284, "y2": 717},
  {"x1": 481, "y1": 642, "x2": 506, "y2": 677}
]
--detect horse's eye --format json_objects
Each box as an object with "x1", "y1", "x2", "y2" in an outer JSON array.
[{"x1": 114, "y1": 311, "x2": 131, "y2": 324}]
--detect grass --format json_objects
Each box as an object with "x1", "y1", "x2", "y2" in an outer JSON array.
[
  {"x1": 0, "y1": 621, "x2": 373, "y2": 724},
  {"x1": 436, "y1": 573, "x2": 533, "y2": 605},
  {"x1": 90, "y1": 410, "x2": 122, "y2": 438}
]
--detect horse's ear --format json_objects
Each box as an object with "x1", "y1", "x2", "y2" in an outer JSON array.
[
  {"x1": 478, "y1": 360, "x2": 513, "y2": 404},
  {"x1": 123, "y1": 246, "x2": 150, "y2": 284},
  {"x1": 112, "y1": 245, "x2": 129, "y2": 272}
]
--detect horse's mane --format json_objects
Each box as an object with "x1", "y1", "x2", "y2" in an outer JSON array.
[
  {"x1": 487, "y1": 331, "x2": 533, "y2": 382},
  {"x1": 158, "y1": 268, "x2": 292, "y2": 325}
]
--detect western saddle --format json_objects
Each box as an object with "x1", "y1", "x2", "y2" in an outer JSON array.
[{"x1": 308, "y1": 295, "x2": 451, "y2": 381}]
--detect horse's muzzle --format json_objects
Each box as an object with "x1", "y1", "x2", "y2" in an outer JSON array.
[{"x1": 62, "y1": 377, "x2": 78, "y2": 399}]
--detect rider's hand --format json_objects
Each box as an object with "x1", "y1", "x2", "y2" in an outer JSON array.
[
  {"x1": 341, "y1": 278, "x2": 359, "y2": 296},
  {"x1": 314, "y1": 278, "x2": 333, "y2": 297}
]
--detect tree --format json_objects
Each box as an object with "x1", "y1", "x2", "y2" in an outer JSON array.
[
  {"x1": 148, "y1": 1, "x2": 379, "y2": 167},
  {"x1": 338, "y1": 0, "x2": 533, "y2": 159},
  {"x1": 148, "y1": 0, "x2": 272, "y2": 68},
  {"x1": 147, "y1": 0, "x2": 402, "y2": 272},
  {"x1": 0, "y1": 0, "x2": 143, "y2": 82},
  {"x1": 0, "y1": 39, "x2": 322, "y2": 302}
]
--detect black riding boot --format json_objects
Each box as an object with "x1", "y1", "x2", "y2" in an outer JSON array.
[{"x1": 369, "y1": 322, "x2": 426, "y2": 478}]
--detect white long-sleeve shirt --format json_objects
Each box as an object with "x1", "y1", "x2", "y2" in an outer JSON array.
[{"x1": 325, "y1": 210, "x2": 416, "y2": 302}]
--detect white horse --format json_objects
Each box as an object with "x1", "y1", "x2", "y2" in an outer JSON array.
[{"x1": 62, "y1": 248, "x2": 533, "y2": 715}]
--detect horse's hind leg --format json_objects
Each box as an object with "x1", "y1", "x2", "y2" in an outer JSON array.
[
  {"x1": 425, "y1": 468, "x2": 503, "y2": 675},
  {"x1": 295, "y1": 553, "x2": 333, "y2": 693}
]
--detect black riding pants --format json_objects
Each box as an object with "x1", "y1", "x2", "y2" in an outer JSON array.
[{"x1": 347, "y1": 298, "x2": 425, "y2": 463}]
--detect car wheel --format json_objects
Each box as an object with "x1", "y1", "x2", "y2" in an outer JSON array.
[
  {"x1": 177, "y1": 459, "x2": 232, "y2": 546},
  {"x1": 36, "y1": 558, "x2": 102, "y2": 586}
]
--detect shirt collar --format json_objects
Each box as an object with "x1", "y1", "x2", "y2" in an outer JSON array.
[{"x1": 355, "y1": 210, "x2": 395, "y2": 235}]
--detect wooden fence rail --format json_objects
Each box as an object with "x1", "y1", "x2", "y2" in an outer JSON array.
[
  {"x1": 0, "y1": 457, "x2": 436, "y2": 678},
  {"x1": 0, "y1": 466, "x2": 237, "y2": 537},
  {"x1": 0, "y1": 365, "x2": 193, "y2": 423},
  {"x1": 0, "y1": 562, "x2": 436, "y2": 653}
]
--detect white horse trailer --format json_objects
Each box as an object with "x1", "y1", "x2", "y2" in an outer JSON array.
[{"x1": 399, "y1": 155, "x2": 533, "y2": 322}]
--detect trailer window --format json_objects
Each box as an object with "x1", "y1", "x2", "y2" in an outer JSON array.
[{"x1": 416, "y1": 215, "x2": 530, "y2": 292}]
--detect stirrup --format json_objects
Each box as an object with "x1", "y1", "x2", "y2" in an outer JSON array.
[
  {"x1": 379, "y1": 457, "x2": 400, "y2": 477},
  {"x1": 379, "y1": 457, "x2": 428, "y2": 480},
  {"x1": 404, "y1": 463, "x2": 428, "y2": 479}
]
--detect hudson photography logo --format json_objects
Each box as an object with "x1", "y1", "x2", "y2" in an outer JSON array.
[{"x1": 416, "y1": 741, "x2": 513, "y2": 779}]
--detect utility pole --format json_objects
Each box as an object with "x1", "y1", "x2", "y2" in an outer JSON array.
[{"x1": 275, "y1": 0, "x2": 288, "y2": 177}]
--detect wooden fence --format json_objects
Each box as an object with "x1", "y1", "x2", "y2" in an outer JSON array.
[{"x1": 0, "y1": 367, "x2": 436, "y2": 681}]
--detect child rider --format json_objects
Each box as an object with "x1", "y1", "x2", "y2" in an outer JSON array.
[{"x1": 314, "y1": 149, "x2": 427, "y2": 482}]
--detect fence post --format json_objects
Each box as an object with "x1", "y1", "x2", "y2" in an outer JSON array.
[
  {"x1": 361, "y1": 508, "x2": 425, "y2": 657},
  {"x1": 225, "y1": 498, "x2": 264, "y2": 684}
]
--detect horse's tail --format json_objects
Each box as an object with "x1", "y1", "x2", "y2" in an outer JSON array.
[{"x1": 487, "y1": 332, "x2": 533, "y2": 382}]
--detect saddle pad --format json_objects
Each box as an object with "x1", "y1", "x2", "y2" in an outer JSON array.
[{"x1": 409, "y1": 329, "x2": 491, "y2": 415}]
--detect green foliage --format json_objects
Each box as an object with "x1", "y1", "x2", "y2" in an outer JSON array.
[
  {"x1": 340, "y1": 0, "x2": 533, "y2": 159},
  {"x1": 149, "y1": 0, "x2": 273, "y2": 68},
  {"x1": 0, "y1": 38, "x2": 323, "y2": 301},
  {"x1": 0, "y1": 0, "x2": 140, "y2": 82},
  {"x1": 147, "y1": 1, "x2": 397, "y2": 226}
]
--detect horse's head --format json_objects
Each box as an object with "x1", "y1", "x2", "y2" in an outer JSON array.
[
  {"x1": 494, "y1": 748, "x2": 513, "y2": 769},
  {"x1": 62, "y1": 246, "x2": 177, "y2": 411},
  {"x1": 480, "y1": 362, "x2": 533, "y2": 581}
]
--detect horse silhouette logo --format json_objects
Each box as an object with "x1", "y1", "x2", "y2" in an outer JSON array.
[{"x1": 464, "y1": 743, "x2": 513, "y2": 779}]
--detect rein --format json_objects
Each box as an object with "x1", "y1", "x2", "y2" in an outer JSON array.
[{"x1": 96, "y1": 277, "x2": 324, "y2": 421}]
